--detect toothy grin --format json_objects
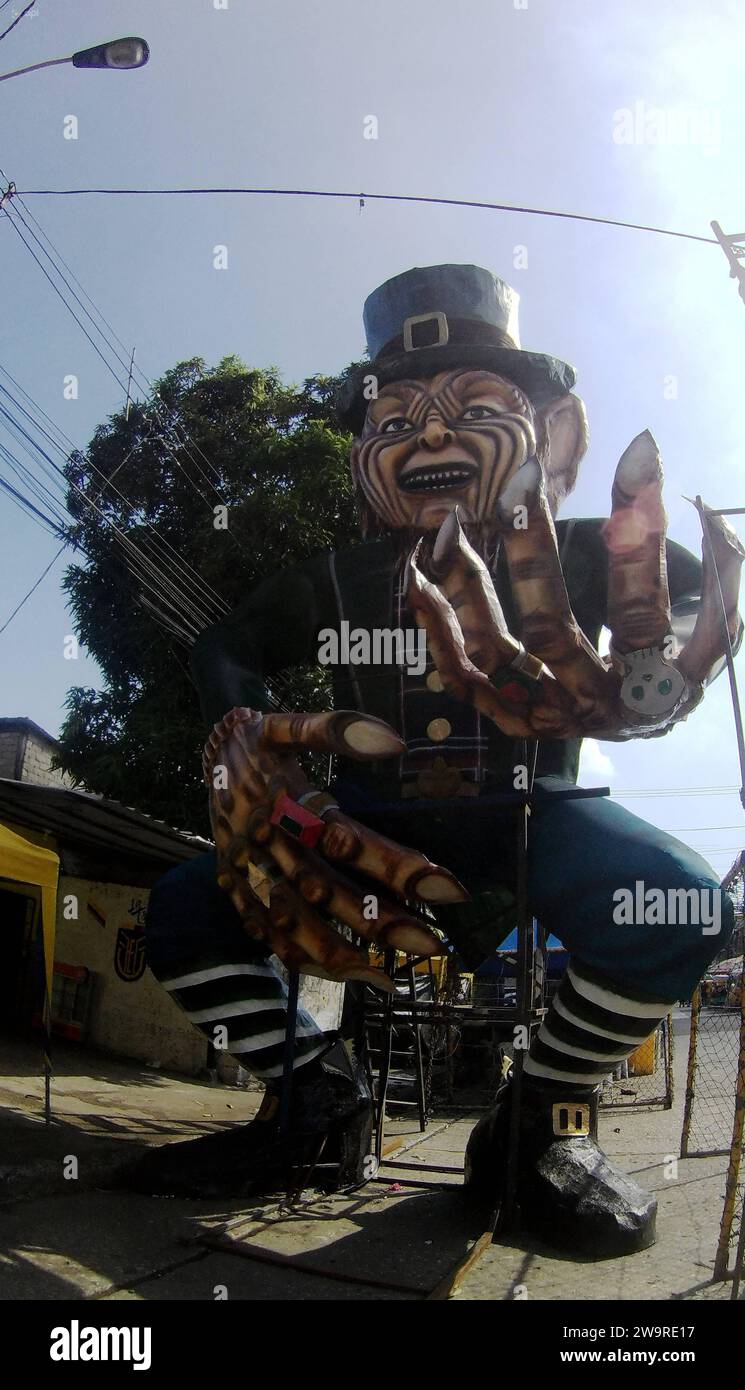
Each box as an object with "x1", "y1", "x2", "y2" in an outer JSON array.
[{"x1": 399, "y1": 463, "x2": 476, "y2": 493}]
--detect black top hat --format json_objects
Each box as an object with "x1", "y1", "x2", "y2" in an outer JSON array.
[{"x1": 336, "y1": 263, "x2": 576, "y2": 432}]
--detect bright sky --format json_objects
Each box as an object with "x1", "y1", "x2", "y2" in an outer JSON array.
[{"x1": 1, "y1": 0, "x2": 744, "y2": 875}]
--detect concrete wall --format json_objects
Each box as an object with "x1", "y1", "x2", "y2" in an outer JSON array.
[
  {"x1": 0, "y1": 729, "x2": 23, "y2": 780},
  {"x1": 0, "y1": 726, "x2": 73, "y2": 788},
  {"x1": 53, "y1": 875, "x2": 344, "y2": 1079},
  {"x1": 54, "y1": 876, "x2": 209, "y2": 1077}
]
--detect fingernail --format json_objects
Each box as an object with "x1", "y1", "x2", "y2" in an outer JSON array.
[
  {"x1": 614, "y1": 431, "x2": 662, "y2": 495},
  {"x1": 409, "y1": 868, "x2": 469, "y2": 902},
  {"x1": 386, "y1": 921, "x2": 442, "y2": 953},
  {"x1": 432, "y1": 508, "x2": 463, "y2": 570},
  {"x1": 342, "y1": 716, "x2": 406, "y2": 758},
  {"x1": 497, "y1": 457, "x2": 542, "y2": 522}
]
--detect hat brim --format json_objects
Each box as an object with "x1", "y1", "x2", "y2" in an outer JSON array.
[{"x1": 335, "y1": 345, "x2": 577, "y2": 432}]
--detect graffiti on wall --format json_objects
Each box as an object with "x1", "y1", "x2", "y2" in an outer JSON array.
[{"x1": 114, "y1": 897, "x2": 147, "y2": 982}]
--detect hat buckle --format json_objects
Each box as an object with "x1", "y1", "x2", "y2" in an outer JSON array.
[{"x1": 402, "y1": 310, "x2": 450, "y2": 352}]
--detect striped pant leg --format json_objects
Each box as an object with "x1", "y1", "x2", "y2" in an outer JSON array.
[
  {"x1": 525, "y1": 960, "x2": 673, "y2": 1091},
  {"x1": 145, "y1": 852, "x2": 327, "y2": 1081}
]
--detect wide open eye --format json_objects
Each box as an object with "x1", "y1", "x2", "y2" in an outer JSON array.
[
  {"x1": 380, "y1": 416, "x2": 413, "y2": 434},
  {"x1": 460, "y1": 405, "x2": 501, "y2": 422}
]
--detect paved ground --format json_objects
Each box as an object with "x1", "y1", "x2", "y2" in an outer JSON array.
[{"x1": 0, "y1": 1012, "x2": 740, "y2": 1301}]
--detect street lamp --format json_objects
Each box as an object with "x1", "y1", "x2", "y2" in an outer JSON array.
[{"x1": 0, "y1": 36, "x2": 149, "y2": 83}]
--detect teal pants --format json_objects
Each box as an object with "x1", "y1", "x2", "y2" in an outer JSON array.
[{"x1": 343, "y1": 776, "x2": 732, "y2": 1000}]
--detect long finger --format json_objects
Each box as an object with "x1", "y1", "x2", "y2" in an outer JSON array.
[
  {"x1": 430, "y1": 508, "x2": 526, "y2": 674},
  {"x1": 497, "y1": 459, "x2": 611, "y2": 711},
  {"x1": 319, "y1": 808, "x2": 468, "y2": 903},
  {"x1": 255, "y1": 831, "x2": 445, "y2": 956},
  {"x1": 406, "y1": 542, "x2": 576, "y2": 737},
  {"x1": 246, "y1": 756, "x2": 469, "y2": 904},
  {"x1": 252, "y1": 850, "x2": 396, "y2": 989},
  {"x1": 677, "y1": 504, "x2": 745, "y2": 683},
  {"x1": 260, "y1": 709, "x2": 404, "y2": 759},
  {"x1": 604, "y1": 431, "x2": 671, "y2": 652}
]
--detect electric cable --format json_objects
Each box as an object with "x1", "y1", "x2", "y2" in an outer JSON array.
[
  {"x1": 10, "y1": 184, "x2": 721, "y2": 247},
  {"x1": 5, "y1": 194, "x2": 239, "y2": 503},
  {"x1": 0, "y1": 541, "x2": 65, "y2": 637},
  {"x1": 0, "y1": 376, "x2": 229, "y2": 618},
  {"x1": 0, "y1": 469, "x2": 66, "y2": 536},
  {"x1": 0, "y1": 0, "x2": 36, "y2": 44},
  {"x1": 0, "y1": 401, "x2": 213, "y2": 630}
]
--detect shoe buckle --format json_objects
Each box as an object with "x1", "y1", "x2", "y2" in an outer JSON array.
[{"x1": 552, "y1": 1102, "x2": 591, "y2": 1137}]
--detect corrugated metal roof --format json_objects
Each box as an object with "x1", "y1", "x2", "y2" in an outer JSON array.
[{"x1": 0, "y1": 777, "x2": 212, "y2": 872}]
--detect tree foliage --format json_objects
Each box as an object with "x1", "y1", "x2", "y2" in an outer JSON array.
[{"x1": 56, "y1": 356, "x2": 360, "y2": 834}]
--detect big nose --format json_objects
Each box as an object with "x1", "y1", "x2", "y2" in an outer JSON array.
[{"x1": 421, "y1": 414, "x2": 455, "y2": 449}]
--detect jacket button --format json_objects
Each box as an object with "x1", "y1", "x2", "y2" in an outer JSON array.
[
  {"x1": 426, "y1": 718, "x2": 451, "y2": 742},
  {"x1": 426, "y1": 670, "x2": 444, "y2": 692}
]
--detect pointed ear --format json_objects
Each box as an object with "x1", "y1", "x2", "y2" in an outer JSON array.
[{"x1": 535, "y1": 393, "x2": 589, "y2": 514}]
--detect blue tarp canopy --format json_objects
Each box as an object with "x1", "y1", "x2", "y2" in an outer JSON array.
[
  {"x1": 494, "y1": 928, "x2": 565, "y2": 952},
  {"x1": 475, "y1": 924, "x2": 568, "y2": 978}
]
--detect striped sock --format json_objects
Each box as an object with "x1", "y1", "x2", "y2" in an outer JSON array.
[
  {"x1": 155, "y1": 949, "x2": 327, "y2": 1080},
  {"x1": 524, "y1": 960, "x2": 674, "y2": 1092}
]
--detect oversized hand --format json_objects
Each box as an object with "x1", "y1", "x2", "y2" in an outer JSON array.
[
  {"x1": 203, "y1": 708, "x2": 467, "y2": 991},
  {"x1": 406, "y1": 431, "x2": 744, "y2": 741}
]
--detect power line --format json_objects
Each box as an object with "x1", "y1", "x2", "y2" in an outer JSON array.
[
  {"x1": 0, "y1": 541, "x2": 65, "y2": 637},
  {"x1": 0, "y1": 395, "x2": 215, "y2": 631},
  {"x1": 665, "y1": 825, "x2": 745, "y2": 834},
  {"x1": 0, "y1": 0, "x2": 36, "y2": 44},
  {"x1": 0, "y1": 375, "x2": 217, "y2": 600},
  {"x1": 0, "y1": 469, "x2": 66, "y2": 536},
  {"x1": 9, "y1": 186, "x2": 720, "y2": 246},
  {"x1": 10, "y1": 191, "x2": 231, "y2": 498},
  {"x1": 0, "y1": 440, "x2": 72, "y2": 528},
  {"x1": 0, "y1": 365, "x2": 230, "y2": 631},
  {"x1": 0, "y1": 382, "x2": 227, "y2": 619},
  {"x1": 0, "y1": 363, "x2": 77, "y2": 456},
  {"x1": 2, "y1": 198, "x2": 243, "y2": 536},
  {"x1": 2, "y1": 206, "x2": 131, "y2": 396}
]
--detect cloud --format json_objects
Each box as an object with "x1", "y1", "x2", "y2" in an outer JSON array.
[{"x1": 579, "y1": 738, "x2": 617, "y2": 781}]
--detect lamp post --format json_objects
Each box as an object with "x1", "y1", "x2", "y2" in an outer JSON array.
[{"x1": 0, "y1": 36, "x2": 149, "y2": 83}]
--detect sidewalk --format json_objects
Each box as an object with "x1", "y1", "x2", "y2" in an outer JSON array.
[
  {"x1": 0, "y1": 1034, "x2": 260, "y2": 1200},
  {"x1": 0, "y1": 1019, "x2": 735, "y2": 1300}
]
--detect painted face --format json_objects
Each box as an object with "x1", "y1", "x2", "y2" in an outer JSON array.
[{"x1": 352, "y1": 369, "x2": 537, "y2": 531}]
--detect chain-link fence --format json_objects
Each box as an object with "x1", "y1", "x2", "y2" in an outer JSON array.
[
  {"x1": 600, "y1": 1015, "x2": 674, "y2": 1110},
  {"x1": 681, "y1": 998, "x2": 741, "y2": 1156}
]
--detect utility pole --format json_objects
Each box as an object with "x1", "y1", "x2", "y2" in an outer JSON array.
[
  {"x1": 711, "y1": 221, "x2": 745, "y2": 305},
  {"x1": 125, "y1": 348, "x2": 136, "y2": 421}
]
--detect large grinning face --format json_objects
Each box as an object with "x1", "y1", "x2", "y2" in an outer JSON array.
[{"x1": 351, "y1": 368, "x2": 538, "y2": 532}]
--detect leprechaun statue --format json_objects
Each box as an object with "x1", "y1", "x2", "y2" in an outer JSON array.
[{"x1": 132, "y1": 264, "x2": 743, "y2": 1258}]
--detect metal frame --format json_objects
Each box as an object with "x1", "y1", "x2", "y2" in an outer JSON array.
[{"x1": 362, "y1": 759, "x2": 612, "y2": 1234}]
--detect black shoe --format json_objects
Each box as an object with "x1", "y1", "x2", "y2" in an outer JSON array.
[
  {"x1": 121, "y1": 1040, "x2": 374, "y2": 1199},
  {"x1": 464, "y1": 1076, "x2": 657, "y2": 1258}
]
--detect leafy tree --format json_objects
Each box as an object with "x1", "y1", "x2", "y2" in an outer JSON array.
[{"x1": 56, "y1": 356, "x2": 360, "y2": 834}]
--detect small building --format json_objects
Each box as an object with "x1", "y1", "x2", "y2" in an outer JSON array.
[
  {"x1": 0, "y1": 719, "x2": 342, "y2": 1079},
  {"x1": 0, "y1": 716, "x2": 74, "y2": 790}
]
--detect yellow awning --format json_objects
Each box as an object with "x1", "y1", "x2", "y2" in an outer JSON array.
[{"x1": 0, "y1": 819, "x2": 59, "y2": 996}]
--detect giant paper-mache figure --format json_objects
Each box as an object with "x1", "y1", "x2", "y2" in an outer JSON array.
[{"x1": 131, "y1": 265, "x2": 744, "y2": 1258}]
